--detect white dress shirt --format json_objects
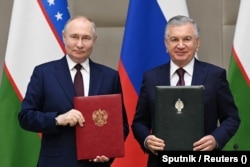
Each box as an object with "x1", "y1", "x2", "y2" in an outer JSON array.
[
  {"x1": 66, "y1": 55, "x2": 90, "y2": 96},
  {"x1": 170, "y1": 58, "x2": 195, "y2": 86}
]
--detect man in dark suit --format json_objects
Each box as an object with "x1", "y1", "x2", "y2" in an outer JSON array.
[
  {"x1": 18, "y1": 16, "x2": 129, "y2": 167},
  {"x1": 131, "y1": 15, "x2": 240, "y2": 167}
]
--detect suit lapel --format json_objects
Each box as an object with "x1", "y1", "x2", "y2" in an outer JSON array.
[
  {"x1": 157, "y1": 63, "x2": 171, "y2": 86},
  {"x1": 88, "y1": 60, "x2": 102, "y2": 95},
  {"x1": 55, "y1": 56, "x2": 75, "y2": 104},
  {"x1": 192, "y1": 59, "x2": 207, "y2": 85}
]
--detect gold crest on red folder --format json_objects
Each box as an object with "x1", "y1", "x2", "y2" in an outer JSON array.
[{"x1": 92, "y1": 109, "x2": 108, "y2": 126}]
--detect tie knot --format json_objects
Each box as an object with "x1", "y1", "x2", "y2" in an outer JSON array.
[
  {"x1": 75, "y1": 64, "x2": 82, "y2": 71},
  {"x1": 176, "y1": 68, "x2": 185, "y2": 77}
]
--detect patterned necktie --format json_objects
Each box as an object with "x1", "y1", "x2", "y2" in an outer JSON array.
[
  {"x1": 74, "y1": 64, "x2": 84, "y2": 96},
  {"x1": 176, "y1": 68, "x2": 185, "y2": 86}
]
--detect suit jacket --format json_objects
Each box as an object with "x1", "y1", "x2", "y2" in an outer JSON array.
[
  {"x1": 131, "y1": 59, "x2": 240, "y2": 167},
  {"x1": 18, "y1": 56, "x2": 129, "y2": 167}
]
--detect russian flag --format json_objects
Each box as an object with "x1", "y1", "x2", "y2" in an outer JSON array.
[{"x1": 114, "y1": 0, "x2": 189, "y2": 166}]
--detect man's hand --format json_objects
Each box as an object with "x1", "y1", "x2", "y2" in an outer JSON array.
[
  {"x1": 193, "y1": 135, "x2": 217, "y2": 151},
  {"x1": 55, "y1": 109, "x2": 85, "y2": 127},
  {"x1": 145, "y1": 135, "x2": 165, "y2": 155},
  {"x1": 90, "y1": 155, "x2": 110, "y2": 163}
]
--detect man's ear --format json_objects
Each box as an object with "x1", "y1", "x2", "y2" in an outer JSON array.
[
  {"x1": 196, "y1": 38, "x2": 200, "y2": 52},
  {"x1": 62, "y1": 31, "x2": 65, "y2": 43}
]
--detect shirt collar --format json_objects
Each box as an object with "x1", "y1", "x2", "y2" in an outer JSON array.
[
  {"x1": 66, "y1": 55, "x2": 90, "y2": 73},
  {"x1": 170, "y1": 58, "x2": 195, "y2": 77}
]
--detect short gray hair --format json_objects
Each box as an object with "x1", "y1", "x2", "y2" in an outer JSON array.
[
  {"x1": 63, "y1": 15, "x2": 97, "y2": 37},
  {"x1": 164, "y1": 15, "x2": 199, "y2": 39}
]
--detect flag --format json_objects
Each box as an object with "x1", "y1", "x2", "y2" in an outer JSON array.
[
  {"x1": 115, "y1": 0, "x2": 189, "y2": 166},
  {"x1": 0, "y1": 0, "x2": 70, "y2": 166},
  {"x1": 224, "y1": 0, "x2": 250, "y2": 151}
]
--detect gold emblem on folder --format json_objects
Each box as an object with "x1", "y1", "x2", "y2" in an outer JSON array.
[
  {"x1": 92, "y1": 109, "x2": 108, "y2": 126},
  {"x1": 175, "y1": 98, "x2": 184, "y2": 114}
]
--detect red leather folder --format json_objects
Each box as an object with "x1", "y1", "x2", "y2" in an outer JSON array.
[{"x1": 74, "y1": 94, "x2": 125, "y2": 160}]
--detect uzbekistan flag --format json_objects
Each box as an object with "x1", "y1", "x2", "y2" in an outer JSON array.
[
  {"x1": 0, "y1": 0, "x2": 70, "y2": 166},
  {"x1": 224, "y1": 0, "x2": 250, "y2": 150},
  {"x1": 114, "y1": 0, "x2": 189, "y2": 166}
]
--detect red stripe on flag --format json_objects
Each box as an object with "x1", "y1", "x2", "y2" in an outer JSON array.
[
  {"x1": 4, "y1": 63, "x2": 43, "y2": 139},
  {"x1": 111, "y1": 61, "x2": 147, "y2": 167},
  {"x1": 232, "y1": 46, "x2": 250, "y2": 87},
  {"x1": 3, "y1": 63, "x2": 23, "y2": 101},
  {"x1": 118, "y1": 61, "x2": 138, "y2": 117}
]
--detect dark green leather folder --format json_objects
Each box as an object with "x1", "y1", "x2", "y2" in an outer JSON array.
[{"x1": 154, "y1": 85, "x2": 204, "y2": 151}]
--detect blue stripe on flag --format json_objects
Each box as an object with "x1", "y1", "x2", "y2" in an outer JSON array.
[
  {"x1": 39, "y1": 0, "x2": 70, "y2": 44},
  {"x1": 120, "y1": 0, "x2": 170, "y2": 94}
]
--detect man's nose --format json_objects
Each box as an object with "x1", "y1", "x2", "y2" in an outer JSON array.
[
  {"x1": 177, "y1": 41, "x2": 185, "y2": 48},
  {"x1": 76, "y1": 39, "x2": 84, "y2": 47}
]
